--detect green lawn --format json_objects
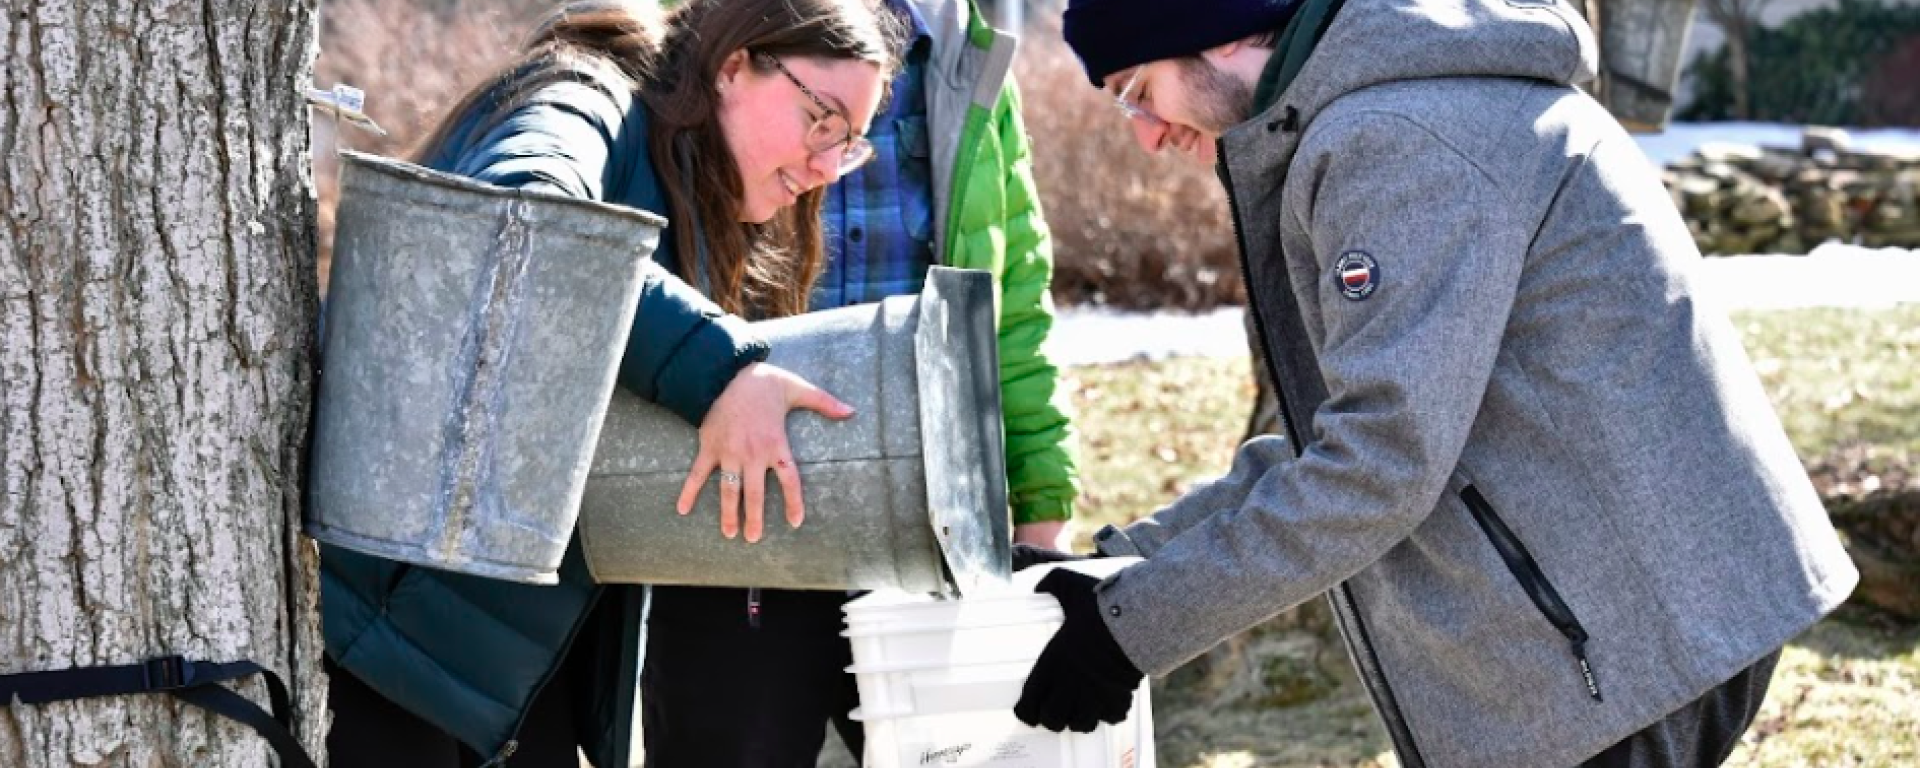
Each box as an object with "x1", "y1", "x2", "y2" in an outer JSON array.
[{"x1": 1060, "y1": 304, "x2": 1920, "y2": 768}]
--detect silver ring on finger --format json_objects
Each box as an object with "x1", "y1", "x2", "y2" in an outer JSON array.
[{"x1": 718, "y1": 470, "x2": 742, "y2": 487}]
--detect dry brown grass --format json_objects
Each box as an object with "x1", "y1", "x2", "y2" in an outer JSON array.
[{"x1": 1014, "y1": 11, "x2": 1242, "y2": 310}]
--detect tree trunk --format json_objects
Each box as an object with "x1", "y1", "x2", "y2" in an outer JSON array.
[
  {"x1": 0, "y1": 1, "x2": 325, "y2": 765},
  {"x1": 1728, "y1": 20, "x2": 1752, "y2": 121},
  {"x1": 1702, "y1": 0, "x2": 1768, "y2": 122}
]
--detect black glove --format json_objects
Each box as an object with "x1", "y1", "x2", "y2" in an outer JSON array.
[
  {"x1": 1009, "y1": 543, "x2": 1098, "y2": 572},
  {"x1": 1013, "y1": 569, "x2": 1144, "y2": 733}
]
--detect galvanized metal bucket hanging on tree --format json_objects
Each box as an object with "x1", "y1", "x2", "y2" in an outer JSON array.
[{"x1": 307, "y1": 150, "x2": 664, "y2": 585}]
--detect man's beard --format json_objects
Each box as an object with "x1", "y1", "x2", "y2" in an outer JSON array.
[{"x1": 1179, "y1": 57, "x2": 1255, "y2": 134}]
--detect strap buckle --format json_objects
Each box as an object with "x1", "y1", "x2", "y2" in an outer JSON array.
[{"x1": 143, "y1": 655, "x2": 189, "y2": 691}]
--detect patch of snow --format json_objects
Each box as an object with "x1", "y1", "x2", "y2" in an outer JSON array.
[
  {"x1": 1050, "y1": 245, "x2": 1918, "y2": 366},
  {"x1": 1633, "y1": 122, "x2": 1920, "y2": 167},
  {"x1": 1043, "y1": 307, "x2": 1248, "y2": 366},
  {"x1": 1693, "y1": 244, "x2": 1920, "y2": 311}
]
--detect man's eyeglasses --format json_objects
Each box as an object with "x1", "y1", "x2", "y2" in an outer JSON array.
[
  {"x1": 1113, "y1": 68, "x2": 1166, "y2": 127},
  {"x1": 755, "y1": 52, "x2": 876, "y2": 176}
]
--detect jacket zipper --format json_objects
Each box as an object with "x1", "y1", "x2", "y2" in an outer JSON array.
[
  {"x1": 485, "y1": 586, "x2": 606, "y2": 765},
  {"x1": 478, "y1": 740, "x2": 518, "y2": 768},
  {"x1": 746, "y1": 587, "x2": 762, "y2": 629},
  {"x1": 1459, "y1": 485, "x2": 1605, "y2": 702},
  {"x1": 1214, "y1": 148, "x2": 1305, "y2": 453},
  {"x1": 1216, "y1": 138, "x2": 1426, "y2": 768}
]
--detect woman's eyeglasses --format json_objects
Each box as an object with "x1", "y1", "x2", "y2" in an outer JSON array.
[{"x1": 755, "y1": 52, "x2": 876, "y2": 176}]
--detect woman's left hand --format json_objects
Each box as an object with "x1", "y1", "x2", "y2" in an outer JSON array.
[{"x1": 675, "y1": 362, "x2": 854, "y2": 542}]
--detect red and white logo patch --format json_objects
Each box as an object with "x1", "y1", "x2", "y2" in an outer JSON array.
[{"x1": 1334, "y1": 251, "x2": 1379, "y2": 301}]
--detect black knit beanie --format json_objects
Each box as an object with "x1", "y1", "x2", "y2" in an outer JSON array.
[{"x1": 1063, "y1": 0, "x2": 1304, "y2": 87}]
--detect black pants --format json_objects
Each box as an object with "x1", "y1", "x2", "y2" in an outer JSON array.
[
  {"x1": 1580, "y1": 648, "x2": 1783, "y2": 768},
  {"x1": 641, "y1": 586, "x2": 861, "y2": 767},
  {"x1": 325, "y1": 653, "x2": 583, "y2": 768}
]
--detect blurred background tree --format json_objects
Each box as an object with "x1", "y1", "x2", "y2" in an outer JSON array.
[
  {"x1": 1697, "y1": 0, "x2": 1774, "y2": 120},
  {"x1": 1682, "y1": 0, "x2": 1920, "y2": 125}
]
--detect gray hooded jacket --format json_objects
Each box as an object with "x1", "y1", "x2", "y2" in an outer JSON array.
[{"x1": 1089, "y1": 1, "x2": 1859, "y2": 766}]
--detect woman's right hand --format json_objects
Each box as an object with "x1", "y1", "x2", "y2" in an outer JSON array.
[{"x1": 675, "y1": 362, "x2": 854, "y2": 542}]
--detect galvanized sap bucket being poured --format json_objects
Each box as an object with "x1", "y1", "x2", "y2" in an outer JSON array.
[
  {"x1": 306, "y1": 150, "x2": 665, "y2": 585},
  {"x1": 580, "y1": 267, "x2": 1012, "y2": 596}
]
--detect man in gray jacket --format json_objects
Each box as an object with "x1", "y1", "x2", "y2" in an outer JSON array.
[{"x1": 1011, "y1": 0, "x2": 1860, "y2": 765}]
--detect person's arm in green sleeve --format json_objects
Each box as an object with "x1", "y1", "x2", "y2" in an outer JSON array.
[{"x1": 990, "y1": 82, "x2": 1081, "y2": 547}]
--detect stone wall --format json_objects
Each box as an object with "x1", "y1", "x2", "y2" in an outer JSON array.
[{"x1": 1663, "y1": 129, "x2": 1920, "y2": 255}]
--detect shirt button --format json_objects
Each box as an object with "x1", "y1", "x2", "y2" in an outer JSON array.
[
  {"x1": 1108, "y1": 605, "x2": 1123, "y2": 618},
  {"x1": 849, "y1": 227, "x2": 864, "y2": 242}
]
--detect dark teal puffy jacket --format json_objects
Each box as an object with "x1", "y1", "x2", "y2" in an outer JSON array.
[{"x1": 319, "y1": 73, "x2": 763, "y2": 767}]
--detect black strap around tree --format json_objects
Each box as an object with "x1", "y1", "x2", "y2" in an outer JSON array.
[{"x1": 0, "y1": 656, "x2": 318, "y2": 768}]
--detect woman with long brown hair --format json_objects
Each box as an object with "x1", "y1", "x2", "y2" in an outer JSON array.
[{"x1": 319, "y1": 2, "x2": 901, "y2": 765}]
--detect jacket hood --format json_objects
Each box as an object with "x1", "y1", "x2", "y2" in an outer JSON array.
[{"x1": 1255, "y1": 0, "x2": 1597, "y2": 131}]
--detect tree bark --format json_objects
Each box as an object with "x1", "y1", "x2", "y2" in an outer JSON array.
[
  {"x1": 0, "y1": 1, "x2": 325, "y2": 765},
  {"x1": 1727, "y1": 19, "x2": 1752, "y2": 121},
  {"x1": 1702, "y1": 0, "x2": 1770, "y2": 122}
]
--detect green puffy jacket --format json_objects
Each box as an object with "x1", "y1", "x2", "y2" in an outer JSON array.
[{"x1": 913, "y1": 0, "x2": 1080, "y2": 524}]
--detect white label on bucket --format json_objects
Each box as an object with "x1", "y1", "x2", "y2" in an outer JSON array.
[{"x1": 903, "y1": 733, "x2": 1049, "y2": 767}]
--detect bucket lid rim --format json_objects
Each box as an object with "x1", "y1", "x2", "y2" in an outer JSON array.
[
  {"x1": 340, "y1": 149, "x2": 670, "y2": 230},
  {"x1": 844, "y1": 658, "x2": 1039, "y2": 675},
  {"x1": 840, "y1": 613, "x2": 1063, "y2": 637}
]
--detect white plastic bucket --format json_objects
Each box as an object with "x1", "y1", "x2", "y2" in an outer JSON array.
[
  {"x1": 844, "y1": 559, "x2": 1155, "y2": 768},
  {"x1": 850, "y1": 659, "x2": 1036, "y2": 719},
  {"x1": 855, "y1": 689, "x2": 1154, "y2": 768},
  {"x1": 845, "y1": 618, "x2": 1061, "y2": 673}
]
